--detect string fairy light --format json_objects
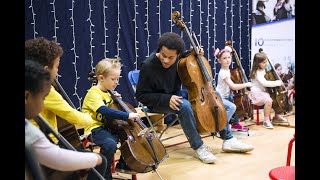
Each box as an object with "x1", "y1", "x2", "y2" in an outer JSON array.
[
  {"x1": 102, "y1": 0, "x2": 109, "y2": 58},
  {"x1": 197, "y1": 0, "x2": 203, "y2": 45},
  {"x1": 50, "y1": 0, "x2": 59, "y2": 42},
  {"x1": 239, "y1": 0, "x2": 243, "y2": 61},
  {"x1": 212, "y1": 0, "x2": 218, "y2": 82},
  {"x1": 115, "y1": 0, "x2": 124, "y2": 87},
  {"x1": 87, "y1": 0, "x2": 95, "y2": 71},
  {"x1": 144, "y1": 0, "x2": 150, "y2": 59},
  {"x1": 206, "y1": 0, "x2": 211, "y2": 62},
  {"x1": 230, "y1": 0, "x2": 234, "y2": 44},
  {"x1": 50, "y1": 0, "x2": 62, "y2": 82},
  {"x1": 224, "y1": 0, "x2": 228, "y2": 41},
  {"x1": 69, "y1": 0, "x2": 82, "y2": 110},
  {"x1": 134, "y1": 0, "x2": 139, "y2": 69},
  {"x1": 157, "y1": 0, "x2": 162, "y2": 37},
  {"x1": 179, "y1": 0, "x2": 183, "y2": 38},
  {"x1": 230, "y1": 0, "x2": 235, "y2": 69},
  {"x1": 116, "y1": 0, "x2": 121, "y2": 56},
  {"x1": 170, "y1": 0, "x2": 173, "y2": 32},
  {"x1": 29, "y1": 0, "x2": 38, "y2": 38},
  {"x1": 247, "y1": 0, "x2": 251, "y2": 70},
  {"x1": 189, "y1": 0, "x2": 193, "y2": 32}
]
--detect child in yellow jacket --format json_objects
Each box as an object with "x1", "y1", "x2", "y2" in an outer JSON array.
[{"x1": 25, "y1": 37, "x2": 93, "y2": 143}]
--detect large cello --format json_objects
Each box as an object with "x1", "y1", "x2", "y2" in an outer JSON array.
[
  {"x1": 172, "y1": 11, "x2": 227, "y2": 133},
  {"x1": 226, "y1": 40, "x2": 252, "y2": 118},
  {"x1": 262, "y1": 48, "x2": 293, "y2": 114}
]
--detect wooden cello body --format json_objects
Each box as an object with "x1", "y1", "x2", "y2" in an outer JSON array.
[
  {"x1": 262, "y1": 49, "x2": 293, "y2": 114},
  {"x1": 225, "y1": 41, "x2": 252, "y2": 118},
  {"x1": 106, "y1": 90, "x2": 167, "y2": 173},
  {"x1": 172, "y1": 11, "x2": 227, "y2": 133},
  {"x1": 265, "y1": 71, "x2": 293, "y2": 114}
]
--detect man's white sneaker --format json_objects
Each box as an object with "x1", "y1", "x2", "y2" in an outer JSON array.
[
  {"x1": 222, "y1": 137, "x2": 254, "y2": 153},
  {"x1": 202, "y1": 144, "x2": 213, "y2": 152},
  {"x1": 195, "y1": 144, "x2": 216, "y2": 164}
]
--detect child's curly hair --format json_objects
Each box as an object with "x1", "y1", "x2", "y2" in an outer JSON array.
[{"x1": 25, "y1": 37, "x2": 63, "y2": 69}]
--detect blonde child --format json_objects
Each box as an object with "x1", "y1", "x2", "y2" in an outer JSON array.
[
  {"x1": 248, "y1": 49, "x2": 285, "y2": 129},
  {"x1": 214, "y1": 46, "x2": 252, "y2": 131},
  {"x1": 82, "y1": 58, "x2": 140, "y2": 179}
]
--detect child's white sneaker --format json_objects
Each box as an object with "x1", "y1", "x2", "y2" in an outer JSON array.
[
  {"x1": 195, "y1": 144, "x2": 216, "y2": 164},
  {"x1": 222, "y1": 137, "x2": 254, "y2": 153},
  {"x1": 263, "y1": 120, "x2": 274, "y2": 129}
]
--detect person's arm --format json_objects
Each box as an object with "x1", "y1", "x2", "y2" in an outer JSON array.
[
  {"x1": 83, "y1": 90, "x2": 130, "y2": 121},
  {"x1": 96, "y1": 105, "x2": 129, "y2": 122},
  {"x1": 26, "y1": 120, "x2": 100, "y2": 171},
  {"x1": 256, "y1": 71, "x2": 282, "y2": 87},
  {"x1": 220, "y1": 70, "x2": 251, "y2": 91},
  {"x1": 224, "y1": 77, "x2": 252, "y2": 91},
  {"x1": 33, "y1": 138, "x2": 100, "y2": 171},
  {"x1": 45, "y1": 86, "x2": 93, "y2": 127}
]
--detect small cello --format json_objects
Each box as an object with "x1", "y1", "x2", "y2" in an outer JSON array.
[
  {"x1": 106, "y1": 90, "x2": 167, "y2": 175},
  {"x1": 225, "y1": 40, "x2": 252, "y2": 118},
  {"x1": 172, "y1": 11, "x2": 227, "y2": 133},
  {"x1": 262, "y1": 48, "x2": 293, "y2": 114}
]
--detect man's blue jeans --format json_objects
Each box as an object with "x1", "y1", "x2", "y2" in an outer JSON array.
[{"x1": 149, "y1": 90, "x2": 203, "y2": 150}]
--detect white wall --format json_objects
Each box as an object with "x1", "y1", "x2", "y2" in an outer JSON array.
[{"x1": 251, "y1": 18, "x2": 295, "y2": 75}]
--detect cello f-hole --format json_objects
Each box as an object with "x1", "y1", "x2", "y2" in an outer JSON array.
[{"x1": 200, "y1": 88, "x2": 205, "y2": 102}]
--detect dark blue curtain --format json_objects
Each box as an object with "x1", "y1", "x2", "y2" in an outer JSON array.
[{"x1": 25, "y1": 0, "x2": 252, "y2": 109}]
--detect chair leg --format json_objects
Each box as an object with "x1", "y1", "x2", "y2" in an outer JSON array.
[
  {"x1": 255, "y1": 105, "x2": 260, "y2": 125},
  {"x1": 142, "y1": 109, "x2": 184, "y2": 142},
  {"x1": 159, "y1": 116, "x2": 178, "y2": 139},
  {"x1": 132, "y1": 174, "x2": 137, "y2": 180},
  {"x1": 111, "y1": 156, "x2": 116, "y2": 173},
  {"x1": 158, "y1": 114, "x2": 184, "y2": 141},
  {"x1": 145, "y1": 112, "x2": 174, "y2": 139},
  {"x1": 240, "y1": 118, "x2": 250, "y2": 136},
  {"x1": 250, "y1": 104, "x2": 254, "y2": 120},
  {"x1": 143, "y1": 111, "x2": 159, "y2": 138},
  {"x1": 286, "y1": 135, "x2": 295, "y2": 166}
]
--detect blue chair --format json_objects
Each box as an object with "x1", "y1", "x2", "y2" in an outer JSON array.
[{"x1": 128, "y1": 70, "x2": 182, "y2": 141}]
